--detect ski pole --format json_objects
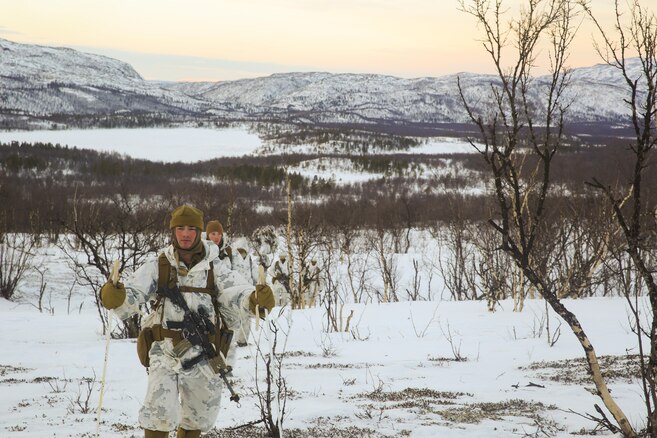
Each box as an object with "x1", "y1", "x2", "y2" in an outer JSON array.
[
  {"x1": 96, "y1": 260, "x2": 119, "y2": 437},
  {"x1": 219, "y1": 365, "x2": 241, "y2": 405}
]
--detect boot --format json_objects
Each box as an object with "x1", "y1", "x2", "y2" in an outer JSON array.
[
  {"x1": 144, "y1": 430, "x2": 169, "y2": 438},
  {"x1": 177, "y1": 428, "x2": 201, "y2": 438}
]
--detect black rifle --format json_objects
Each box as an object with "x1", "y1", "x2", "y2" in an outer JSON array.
[
  {"x1": 157, "y1": 285, "x2": 240, "y2": 404},
  {"x1": 277, "y1": 274, "x2": 291, "y2": 294}
]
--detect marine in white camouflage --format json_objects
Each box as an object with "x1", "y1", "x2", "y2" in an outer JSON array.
[
  {"x1": 101, "y1": 205, "x2": 274, "y2": 438},
  {"x1": 268, "y1": 254, "x2": 291, "y2": 307},
  {"x1": 230, "y1": 238, "x2": 259, "y2": 346},
  {"x1": 304, "y1": 259, "x2": 322, "y2": 307}
]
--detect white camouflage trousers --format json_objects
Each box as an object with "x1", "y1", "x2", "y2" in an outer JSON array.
[
  {"x1": 234, "y1": 311, "x2": 252, "y2": 345},
  {"x1": 272, "y1": 282, "x2": 290, "y2": 307},
  {"x1": 139, "y1": 341, "x2": 223, "y2": 432}
]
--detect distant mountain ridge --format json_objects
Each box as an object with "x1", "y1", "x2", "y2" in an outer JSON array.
[{"x1": 0, "y1": 38, "x2": 641, "y2": 129}]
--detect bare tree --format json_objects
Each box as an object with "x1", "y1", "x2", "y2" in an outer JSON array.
[
  {"x1": 253, "y1": 314, "x2": 289, "y2": 438},
  {"x1": 0, "y1": 214, "x2": 37, "y2": 300},
  {"x1": 335, "y1": 223, "x2": 366, "y2": 303},
  {"x1": 458, "y1": 0, "x2": 636, "y2": 435},
  {"x1": 581, "y1": 0, "x2": 657, "y2": 434},
  {"x1": 286, "y1": 176, "x2": 294, "y2": 307},
  {"x1": 319, "y1": 235, "x2": 355, "y2": 333},
  {"x1": 289, "y1": 213, "x2": 323, "y2": 309},
  {"x1": 432, "y1": 217, "x2": 479, "y2": 302},
  {"x1": 58, "y1": 187, "x2": 165, "y2": 337},
  {"x1": 368, "y1": 227, "x2": 399, "y2": 303},
  {"x1": 469, "y1": 223, "x2": 522, "y2": 310}
]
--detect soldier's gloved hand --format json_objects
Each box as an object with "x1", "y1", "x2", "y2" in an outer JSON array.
[
  {"x1": 249, "y1": 284, "x2": 275, "y2": 318},
  {"x1": 100, "y1": 281, "x2": 126, "y2": 310}
]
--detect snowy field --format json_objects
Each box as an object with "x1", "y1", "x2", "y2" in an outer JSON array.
[
  {"x1": 287, "y1": 156, "x2": 487, "y2": 191},
  {"x1": 0, "y1": 239, "x2": 647, "y2": 437},
  {"x1": 0, "y1": 128, "x2": 476, "y2": 163}
]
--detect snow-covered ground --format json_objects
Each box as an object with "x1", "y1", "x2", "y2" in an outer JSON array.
[
  {"x1": 411, "y1": 137, "x2": 477, "y2": 155},
  {"x1": 287, "y1": 155, "x2": 486, "y2": 190},
  {"x1": 0, "y1": 238, "x2": 646, "y2": 437}
]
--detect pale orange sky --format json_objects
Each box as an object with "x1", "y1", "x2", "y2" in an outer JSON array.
[{"x1": 0, "y1": 0, "x2": 629, "y2": 82}]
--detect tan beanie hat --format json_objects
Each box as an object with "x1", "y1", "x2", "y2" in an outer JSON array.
[
  {"x1": 206, "y1": 220, "x2": 223, "y2": 235},
  {"x1": 169, "y1": 205, "x2": 204, "y2": 230}
]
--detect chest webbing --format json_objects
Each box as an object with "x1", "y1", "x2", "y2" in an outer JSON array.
[
  {"x1": 157, "y1": 252, "x2": 216, "y2": 295},
  {"x1": 151, "y1": 253, "x2": 226, "y2": 342}
]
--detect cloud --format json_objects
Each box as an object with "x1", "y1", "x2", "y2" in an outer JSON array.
[
  {"x1": 0, "y1": 25, "x2": 22, "y2": 36},
  {"x1": 69, "y1": 45, "x2": 320, "y2": 81}
]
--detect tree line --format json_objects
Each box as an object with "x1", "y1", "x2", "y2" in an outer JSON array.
[{"x1": 0, "y1": 137, "x2": 654, "y2": 238}]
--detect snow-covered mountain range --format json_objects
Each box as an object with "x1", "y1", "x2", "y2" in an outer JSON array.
[{"x1": 0, "y1": 38, "x2": 640, "y2": 128}]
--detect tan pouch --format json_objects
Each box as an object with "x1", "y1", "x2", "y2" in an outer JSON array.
[
  {"x1": 137, "y1": 306, "x2": 162, "y2": 368},
  {"x1": 137, "y1": 326, "x2": 155, "y2": 367},
  {"x1": 214, "y1": 323, "x2": 233, "y2": 369}
]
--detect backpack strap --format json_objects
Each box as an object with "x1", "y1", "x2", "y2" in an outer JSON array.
[
  {"x1": 206, "y1": 260, "x2": 215, "y2": 291},
  {"x1": 157, "y1": 253, "x2": 175, "y2": 289},
  {"x1": 152, "y1": 252, "x2": 175, "y2": 310}
]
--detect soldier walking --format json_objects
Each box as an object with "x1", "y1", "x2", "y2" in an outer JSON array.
[
  {"x1": 304, "y1": 259, "x2": 322, "y2": 307},
  {"x1": 100, "y1": 205, "x2": 274, "y2": 438},
  {"x1": 269, "y1": 254, "x2": 291, "y2": 306},
  {"x1": 230, "y1": 238, "x2": 259, "y2": 346}
]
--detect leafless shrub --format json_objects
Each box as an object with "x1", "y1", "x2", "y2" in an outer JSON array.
[
  {"x1": 319, "y1": 235, "x2": 356, "y2": 333},
  {"x1": 319, "y1": 334, "x2": 338, "y2": 358},
  {"x1": 47, "y1": 377, "x2": 68, "y2": 394},
  {"x1": 349, "y1": 327, "x2": 371, "y2": 342},
  {"x1": 440, "y1": 320, "x2": 467, "y2": 362},
  {"x1": 28, "y1": 266, "x2": 54, "y2": 314},
  {"x1": 341, "y1": 377, "x2": 356, "y2": 386},
  {"x1": 404, "y1": 259, "x2": 424, "y2": 301},
  {"x1": 253, "y1": 313, "x2": 290, "y2": 438},
  {"x1": 0, "y1": 230, "x2": 37, "y2": 300},
  {"x1": 432, "y1": 220, "x2": 478, "y2": 302},
  {"x1": 367, "y1": 228, "x2": 399, "y2": 303},
  {"x1": 57, "y1": 188, "x2": 166, "y2": 337},
  {"x1": 67, "y1": 373, "x2": 96, "y2": 414},
  {"x1": 409, "y1": 304, "x2": 440, "y2": 338}
]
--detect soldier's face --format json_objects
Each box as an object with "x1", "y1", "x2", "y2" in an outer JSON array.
[
  {"x1": 175, "y1": 226, "x2": 198, "y2": 249},
  {"x1": 208, "y1": 231, "x2": 222, "y2": 245}
]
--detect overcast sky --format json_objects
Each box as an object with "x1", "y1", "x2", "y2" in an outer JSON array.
[{"x1": 0, "y1": 0, "x2": 626, "y2": 82}]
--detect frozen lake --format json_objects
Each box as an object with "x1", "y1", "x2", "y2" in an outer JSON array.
[
  {"x1": 0, "y1": 127, "x2": 476, "y2": 163},
  {"x1": 0, "y1": 127, "x2": 264, "y2": 163}
]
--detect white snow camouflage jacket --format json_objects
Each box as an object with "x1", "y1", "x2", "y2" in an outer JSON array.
[
  {"x1": 231, "y1": 251, "x2": 258, "y2": 286},
  {"x1": 111, "y1": 240, "x2": 255, "y2": 365}
]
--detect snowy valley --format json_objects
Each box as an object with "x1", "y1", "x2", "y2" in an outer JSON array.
[{"x1": 0, "y1": 14, "x2": 655, "y2": 438}]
